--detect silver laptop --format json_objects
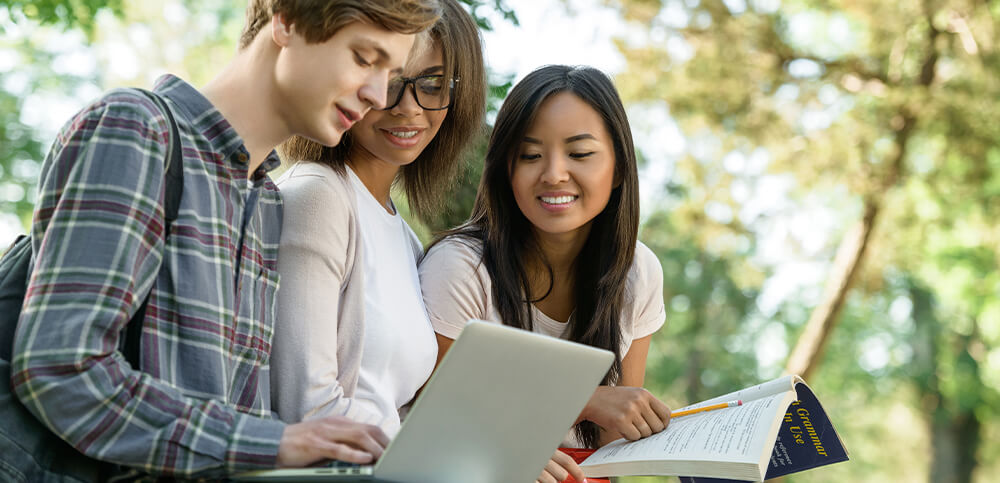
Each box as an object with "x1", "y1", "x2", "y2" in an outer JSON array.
[{"x1": 236, "y1": 320, "x2": 614, "y2": 483}]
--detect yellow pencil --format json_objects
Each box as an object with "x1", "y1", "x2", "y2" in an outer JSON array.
[{"x1": 671, "y1": 400, "x2": 743, "y2": 418}]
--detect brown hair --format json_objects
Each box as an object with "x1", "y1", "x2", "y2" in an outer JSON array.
[
  {"x1": 280, "y1": 0, "x2": 487, "y2": 223},
  {"x1": 240, "y1": 0, "x2": 442, "y2": 49},
  {"x1": 434, "y1": 65, "x2": 641, "y2": 449}
]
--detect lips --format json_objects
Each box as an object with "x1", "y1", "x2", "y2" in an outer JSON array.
[
  {"x1": 380, "y1": 126, "x2": 425, "y2": 148},
  {"x1": 336, "y1": 106, "x2": 360, "y2": 130},
  {"x1": 537, "y1": 193, "x2": 579, "y2": 212},
  {"x1": 539, "y1": 195, "x2": 577, "y2": 205}
]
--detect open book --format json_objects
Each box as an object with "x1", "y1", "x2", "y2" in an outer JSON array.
[{"x1": 578, "y1": 375, "x2": 848, "y2": 482}]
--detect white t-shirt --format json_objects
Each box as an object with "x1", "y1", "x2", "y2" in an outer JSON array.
[{"x1": 347, "y1": 167, "x2": 437, "y2": 436}]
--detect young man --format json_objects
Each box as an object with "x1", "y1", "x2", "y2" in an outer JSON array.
[{"x1": 9, "y1": 0, "x2": 439, "y2": 478}]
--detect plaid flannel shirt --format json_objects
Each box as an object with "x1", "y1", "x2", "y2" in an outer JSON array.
[{"x1": 11, "y1": 75, "x2": 286, "y2": 478}]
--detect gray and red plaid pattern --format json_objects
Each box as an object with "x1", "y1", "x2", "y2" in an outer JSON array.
[{"x1": 11, "y1": 75, "x2": 286, "y2": 478}]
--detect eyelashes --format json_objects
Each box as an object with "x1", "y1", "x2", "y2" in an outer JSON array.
[
  {"x1": 353, "y1": 52, "x2": 374, "y2": 67},
  {"x1": 517, "y1": 152, "x2": 595, "y2": 161}
]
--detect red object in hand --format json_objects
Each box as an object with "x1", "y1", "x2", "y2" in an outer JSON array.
[{"x1": 558, "y1": 448, "x2": 610, "y2": 483}]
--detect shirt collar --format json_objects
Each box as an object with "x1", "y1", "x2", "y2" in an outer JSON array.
[{"x1": 152, "y1": 74, "x2": 282, "y2": 177}]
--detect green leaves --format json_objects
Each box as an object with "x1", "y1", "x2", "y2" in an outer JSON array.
[{"x1": 1, "y1": 0, "x2": 124, "y2": 38}]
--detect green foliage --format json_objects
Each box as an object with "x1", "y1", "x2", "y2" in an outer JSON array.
[
  {"x1": 610, "y1": 0, "x2": 1000, "y2": 479},
  {"x1": 640, "y1": 210, "x2": 760, "y2": 405},
  {"x1": 0, "y1": 80, "x2": 44, "y2": 227},
  {"x1": 0, "y1": 0, "x2": 123, "y2": 38},
  {"x1": 459, "y1": 0, "x2": 519, "y2": 31}
]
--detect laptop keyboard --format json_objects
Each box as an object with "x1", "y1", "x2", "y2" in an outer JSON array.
[{"x1": 312, "y1": 461, "x2": 374, "y2": 475}]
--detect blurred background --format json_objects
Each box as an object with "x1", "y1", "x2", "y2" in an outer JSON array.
[{"x1": 1, "y1": 0, "x2": 997, "y2": 481}]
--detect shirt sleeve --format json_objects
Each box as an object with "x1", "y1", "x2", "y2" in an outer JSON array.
[
  {"x1": 10, "y1": 90, "x2": 284, "y2": 478},
  {"x1": 630, "y1": 241, "x2": 667, "y2": 340},
  {"x1": 270, "y1": 169, "x2": 380, "y2": 425},
  {"x1": 418, "y1": 239, "x2": 490, "y2": 340}
]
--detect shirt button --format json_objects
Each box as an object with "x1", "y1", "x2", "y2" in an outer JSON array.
[{"x1": 237, "y1": 153, "x2": 249, "y2": 163}]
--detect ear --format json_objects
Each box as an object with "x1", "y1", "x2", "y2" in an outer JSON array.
[{"x1": 271, "y1": 13, "x2": 294, "y2": 47}]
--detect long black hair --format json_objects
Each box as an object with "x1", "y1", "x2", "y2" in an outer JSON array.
[{"x1": 435, "y1": 65, "x2": 640, "y2": 448}]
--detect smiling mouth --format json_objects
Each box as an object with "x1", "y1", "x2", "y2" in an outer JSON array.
[
  {"x1": 388, "y1": 130, "x2": 419, "y2": 139},
  {"x1": 539, "y1": 195, "x2": 578, "y2": 205}
]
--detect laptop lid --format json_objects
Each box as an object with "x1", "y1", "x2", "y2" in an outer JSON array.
[
  {"x1": 374, "y1": 320, "x2": 613, "y2": 483},
  {"x1": 235, "y1": 320, "x2": 613, "y2": 482}
]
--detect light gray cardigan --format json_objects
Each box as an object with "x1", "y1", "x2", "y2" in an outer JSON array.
[{"x1": 269, "y1": 162, "x2": 376, "y2": 425}]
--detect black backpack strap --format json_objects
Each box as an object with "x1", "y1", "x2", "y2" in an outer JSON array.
[{"x1": 120, "y1": 89, "x2": 184, "y2": 368}]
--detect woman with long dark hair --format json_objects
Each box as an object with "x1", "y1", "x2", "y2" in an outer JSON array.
[
  {"x1": 420, "y1": 65, "x2": 670, "y2": 482},
  {"x1": 270, "y1": 0, "x2": 487, "y2": 437}
]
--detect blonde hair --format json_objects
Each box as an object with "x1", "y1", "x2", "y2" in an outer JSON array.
[{"x1": 240, "y1": 0, "x2": 441, "y2": 49}]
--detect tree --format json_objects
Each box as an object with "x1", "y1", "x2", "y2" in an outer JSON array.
[{"x1": 610, "y1": 0, "x2": 1000, "y2": 479}]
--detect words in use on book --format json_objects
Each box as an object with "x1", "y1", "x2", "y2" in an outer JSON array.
[{"x1": 784, "y1": 401, "x2": 828, "y2": 457}]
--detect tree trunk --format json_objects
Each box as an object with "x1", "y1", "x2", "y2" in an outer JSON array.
[
  {"x1": 786, "y1": 0, "x2": 939, "y2": 381},
  {"x1": 784, "y1": 201, "x2": 878, "y2": 380},
  {"x1": 910, "y1": 283, "x2": 982, "y2": 483}
]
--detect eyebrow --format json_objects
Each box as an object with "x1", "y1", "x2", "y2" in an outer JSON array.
[
  {"x1": 565, "y1": 133, "x2": 597, "y2": 143},
  {"x1": 352, "y1": 38, "x2": 404, "y2": 76},
  {"x1": 417, "y1": 65, "x2": 445, "y2": 76},
  {"x1": 522, "y1": 133, "x2": 598, "y2": 145}
]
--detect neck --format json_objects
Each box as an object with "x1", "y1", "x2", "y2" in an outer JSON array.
[
  {"x1": 201, "y1": 38, "x2": 289, "y2": 178},
  {"x1": 528, "y1": 225, "x2": 591, "y2": 282},
  {"x1": 346, "y1": 146, "x2": 400, "y2": 214}
]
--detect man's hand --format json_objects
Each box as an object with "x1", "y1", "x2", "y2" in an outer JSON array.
[
  {"x1": 536, "y1": 449, "x2": 585, "y2": 483},
  {"x1": 579, "y1": 386, "x2": 671, "y2": 442},
  {"x1": 276, "y1": 415, "x2": 390, "y2": 467}
]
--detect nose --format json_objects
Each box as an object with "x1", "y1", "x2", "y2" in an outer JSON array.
[
  {"x1": 540, "y1": 154, "x2": 570, "y2": 185},
  {"x1": 360, "y1": 72, "x2": 389, "y2": 111},
  {"x1": 390, "y1": 84, "x2": 422, "y2": 117}
]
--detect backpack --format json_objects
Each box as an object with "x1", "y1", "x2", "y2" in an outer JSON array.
[{"x1": 0, "y1": 89, "x2": 183, "y2": 483}]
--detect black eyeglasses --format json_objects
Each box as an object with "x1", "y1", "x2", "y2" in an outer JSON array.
[{"x1": 380, "y1": 74, "x2": 457, "y2": 111}]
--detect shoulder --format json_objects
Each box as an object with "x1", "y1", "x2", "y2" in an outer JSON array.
[
  {"x1": 422, "y1": 236, "x2": 484, "y2": 272},
  {"x1": 632, "y1": 240, "x2": 661, "y2": 275},
  {"x1": 420, "y1": 236, "x2": 492, "y2": 337},
  {"x1": 275, "y1": 163, "x2": 361, "y2": 252},
  {"x1": 624, "y1": 239, "x2": 666, "y2": 338},
  {"x1": 400, "y1": 219, "x2": 426, "y2": 259},
  {"x1": 277, "y1": 163, "x2": 356, "y2": 220},
  {"x1": 74, "y1": 88, "x2": 169, "y2": 134},
  {"x1": 52, "y1": 88, "x2": 171, "y2": 157},
  {"x1": 626, "y1": 240, "x2": 665, "y2": 298}
]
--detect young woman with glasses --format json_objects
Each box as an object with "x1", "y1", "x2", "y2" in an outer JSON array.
[{"x1": 269, "y1": 0, "x2": 486, "y2": 437}]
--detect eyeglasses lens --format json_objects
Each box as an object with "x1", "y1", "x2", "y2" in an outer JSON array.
[{"x1": 384, "y1": 75, "x2": 452, "y2": 110}]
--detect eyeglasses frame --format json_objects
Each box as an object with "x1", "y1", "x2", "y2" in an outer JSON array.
[{"x1": 379, "y1": 74, "x2": 459, "y2": 111}]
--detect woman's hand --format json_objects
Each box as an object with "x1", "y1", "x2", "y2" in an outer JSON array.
[
  {"x1": 579, "y1": 386, "x2": 671, "y2": 442},
  {"x1": 276, "y1": 415, "x2": 390, "y2": 467},
  {"x1": 536, "y1": 448, "x2": 585, "y2": 483}
]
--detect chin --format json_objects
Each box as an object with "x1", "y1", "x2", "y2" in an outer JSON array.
[{"x1": 309, "y1": 129, "x2": 344, "y2": 148}]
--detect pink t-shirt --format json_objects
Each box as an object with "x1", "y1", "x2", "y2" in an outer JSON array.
[{"x1": 419, "y1": 237, "x2": 666, "y2": 364}]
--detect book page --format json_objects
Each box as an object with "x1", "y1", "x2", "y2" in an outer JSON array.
[
  {"x1": 675, "y1": 375, "x2": 800, "y2": 412},
  {"x1": 582, "y1": 390, "x2": 794, "y2": 468}
]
